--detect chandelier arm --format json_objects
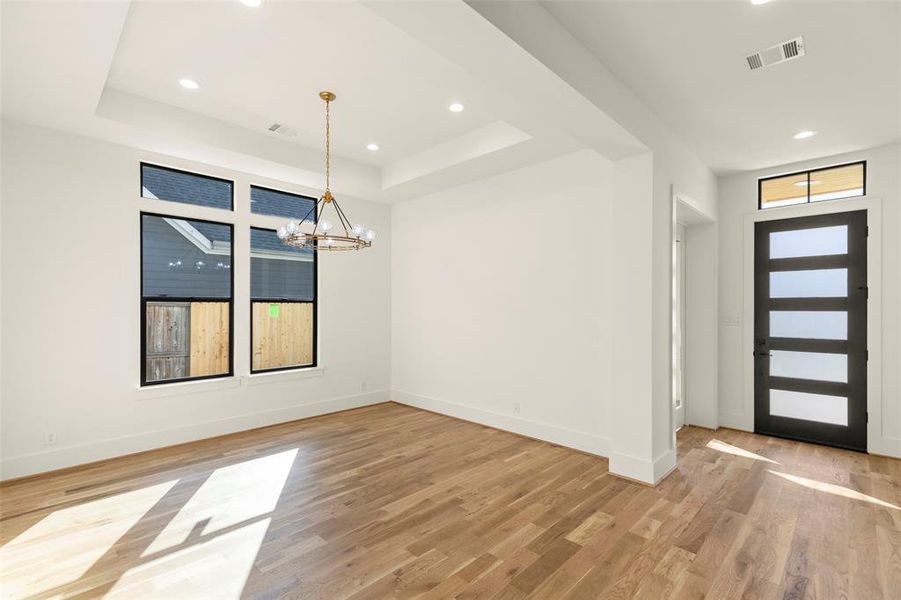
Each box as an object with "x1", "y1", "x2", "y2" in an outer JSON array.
[
  {"x1": 298, "y1": 199, "x2": 319, "y2": 229},
  {"x1": 332, "y1": 198, "x2": 353, "y2": 236},
  {"x1": 311, "y1": 197, "x2": 327, "y2": 235}
]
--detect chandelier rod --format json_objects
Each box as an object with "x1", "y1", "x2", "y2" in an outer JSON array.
[{"x1": 324, "y1": 93, "x2": 331, "y2": 197}]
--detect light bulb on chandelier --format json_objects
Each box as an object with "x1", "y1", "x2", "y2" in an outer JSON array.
[{"x1": 276, "y1": 91, "x2": 375, "y2": 252}]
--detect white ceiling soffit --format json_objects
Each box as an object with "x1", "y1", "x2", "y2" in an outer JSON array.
[
  {"x1": 1, "y1": 0, "x2": 646, "y2": 204},
  {"x1": 538, "y1": 0, "x2": 901, "y2": 174}
]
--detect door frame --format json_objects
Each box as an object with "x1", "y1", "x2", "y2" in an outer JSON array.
[
  {"x1": 673, "y1": 223, "x2": 686, "y2": 430},
  {"x1": 741, "y1": 196, "x2": 883, "y2": 453}
]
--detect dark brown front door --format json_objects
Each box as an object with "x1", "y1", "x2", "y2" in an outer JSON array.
[{"x1": 754, "y1": 210, "x2": 867, "y2": 451}]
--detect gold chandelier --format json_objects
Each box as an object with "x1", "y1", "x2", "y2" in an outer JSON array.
[{"x1": 277, "y1": 91, "x2": 375, "y2": 251}]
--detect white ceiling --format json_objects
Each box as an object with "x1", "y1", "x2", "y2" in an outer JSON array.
[
  {"x1": 1, "y1": 0, "x2": 645, "y2": 204},
  {"x1": 107, "y1": 1, "x2": 497, "y2": 167},
  {"x1": 542, "y1": 0, "x2": 901, "y2": 174},
  {"x1": 6, "y1": 0, "x2": 893, "y2": 198}
]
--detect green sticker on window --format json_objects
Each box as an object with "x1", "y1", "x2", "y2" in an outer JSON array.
[{"x1": 269, "y1": 303, "x2": 280, "y2": 318}]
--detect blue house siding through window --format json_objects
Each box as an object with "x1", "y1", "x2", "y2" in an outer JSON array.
[
  {"x1": 142, "y1": 216, "x2": 232, "y2": 298},
  {"x1": 142, "y1": 217, "x2": 314, "y2": 299}
]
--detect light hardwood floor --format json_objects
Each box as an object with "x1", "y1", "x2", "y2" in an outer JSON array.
[{"x1": 1, "y1": 402, "x2": 900, "y2": 599}]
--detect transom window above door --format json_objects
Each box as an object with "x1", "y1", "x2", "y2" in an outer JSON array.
[{"x1": 759, "y1": 161, "x2": 866, "y2": 210}]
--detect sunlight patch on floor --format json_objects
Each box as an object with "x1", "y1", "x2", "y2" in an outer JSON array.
[
  {"x1": 769, "y1": 470, "x2": 900, "y2": 510},
  {"x1": 142, "y1": 448, "x2": 298, "y2": 556},
  {"x1": 706, "y1": 439, "x2": 779, "y2": 464},
  {"x1": 106, "y1": 518, "x2": 271, "y2": 599},
  {"x1": 0, "y1": 480, "x2": 178, "y2": 600}
]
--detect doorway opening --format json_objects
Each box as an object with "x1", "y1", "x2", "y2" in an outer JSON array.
[{"x1": 672, "y1": 191, "x2": 718, "y2": 439}]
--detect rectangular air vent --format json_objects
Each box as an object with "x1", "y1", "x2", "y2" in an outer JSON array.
[
  {"x1": 746, "y1": 36, "x2": 805, "y2": 70},
  {"x1": 267, "y1": 123, "x2": 298, "y2": 137}
]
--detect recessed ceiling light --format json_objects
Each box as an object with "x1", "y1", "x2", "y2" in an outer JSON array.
[
  {"x1": 240, "y1": 0, "x2": 262, "y2": 6},
  {"x1": 179, "y1": 78, "x2": 200, "y2": 90},
  {"x1": 750, "y1": 0, "x2": 771, "y2": 5},
  {"x1": 448, "y1": 102, "x2": 464, "y2": 113},
  {"x1": 793, "y1": 130, "x2": 817, "y2": 140},
  {"x1": 366, "y1": 143, "x2": 379, "y2": 151}
]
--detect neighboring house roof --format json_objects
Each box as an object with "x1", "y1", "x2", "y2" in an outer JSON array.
[
  {"x1": 250, "y1": 228, "x2": 311, "y2": 256},
  {"x1": 142, "y1": 164, "x2": 233, "y2": 210},
  {"x1": 191, "y1": 221, "x2": 232, "y2": 245},
  {"x1": 142, "y1": 163, "x2": 316, "y2": 259},
  {"x1": 250, "y1": 186, "x2": 317, "y2": 221},
  {"x1": 164, "y1": 219, "x2": 312, "y2": 261}
]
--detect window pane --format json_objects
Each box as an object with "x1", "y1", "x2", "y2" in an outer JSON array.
[
  {"x1": 251, "y1": 228, "x2": 314, "y2": 300},
  {"x1": 141, "y1": 164, "x2": 232, "y2": 210},
  {"x1": 770, "y1": 225, "x2": 847, "y2": 259},
  {"x1": 770, "y1": 351, "x2": 847, "y2": 383},
  {"x1": 250, "y1": 227, "x2": 315, "y2": 372},
  {"x1": 142, "y1": 214, "x2": 232, "y2": 385},
  {"x1": 760, "y1": 173, "x2": 808, "y2": 208},
  {"x1": 142, "y1": 216, "x2": 232, "y2": 298},
  {"x1": 810, "y1": 163, "x2": 865, "y2": 203},
  {"x1": 770, "y1": 269, "x2": 847, "y2": 298},
  {"x1": 145, "y1": 301, "x2": 230, "y2": 383},
  {"x1": 759, "y1": 162, "x2": 865, "y2": 210},
  {"x1": 770, "y1": 311, "x2": 847, "y2": 340},
  {"x1": 770, "y1": 389, "x2": 847, "y2": 426},
  {"x1": 250, "y1": 185, "x2": 316, "y2": 220},
  {"x1": 252, "y1": 302, "x2": 313, "y2": 371}
]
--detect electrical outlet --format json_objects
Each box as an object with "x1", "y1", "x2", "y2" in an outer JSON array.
[
  {"x1": 513, "y1": 402, "x2": 521, "y2": 415},
  {"x1": 360, "y1": 381, "x2": 368, "y2": 392},
  {"x1": 44, "y1": 431, "x2": 57, "y2": 446}
]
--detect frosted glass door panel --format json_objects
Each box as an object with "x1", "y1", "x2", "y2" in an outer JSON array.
[
  {"x1": 770, "y1": 311, "x2": 847, "y2": 340},
  {"x1": 770, "y1": 269, "x2": 847, "y2": 298},
  {"x1": 770, "y1": 351, "x2": 848, "y2": 383},
  {"x1": 770, "y1": 389, "x2": 848, "y2": 426},
  {"x1": 770, "y1": 225, "x2": 847, "y2": 259}
]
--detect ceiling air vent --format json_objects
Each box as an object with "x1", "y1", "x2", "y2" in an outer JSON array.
[
  {"x1": 745, "y1": 36, "x2": 806, "y2": 70},
  {"x1": 267, "y1": 123, "x2": 298, "y2": 137}
]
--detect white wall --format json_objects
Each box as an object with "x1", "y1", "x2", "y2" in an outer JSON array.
[
  {"x1": 683, "y1": 221, "x2": 719, "y2": 429},
  {"x1": 718, "y1": 143, "x2": 901, "y2": 458},
  {"x1": 0, "y1": 121, "x2": 392, "y2": 478},
  {"x1": 471, "y1": 1, "x2": 718, "y2": 482},
  {"x1": 391, "y1": 150, "x2": 613, "y2": 455},
  {"x1": 607, "y1": 154, "x2": 655, "y2": 477}
]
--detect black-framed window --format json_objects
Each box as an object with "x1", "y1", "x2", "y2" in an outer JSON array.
[
  {"x1": 250, "y1": 227, "x2": 317, "y2": 373},
  {"x1": 141, "y1": 213, "x2": 234, "y2": 385},
  {"x1": 141, "y1": 163, "x2": 234, "y2": 211},
  {"x1": 250, "y1": 185, "x2": 316, "y2": 219},
  {"x1": 759, "y1": 161, "x2": 866, "y2": 210}
]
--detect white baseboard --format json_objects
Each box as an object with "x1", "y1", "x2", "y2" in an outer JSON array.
[
  {"x1": 867, "y1": 433, "x2": 901, "y2": 459},
  {"x1": 608, "y1": 451, "x2": 653, "y2": 483},
  {"x1": 0, "y1": 390, "x2": 389, "y2": 480},
  {"x1": 391, "y1": 389, "x2": 609, "y2": 457},
  {"x1": 654, "y1": 448, "x2": 678, "y2": 482},
  {"x1": 608, "y1": 448, "x2": 677, "y2": 486},
  {"x1": 718, "y1": 411, "x2": 752, "y2": 432}
]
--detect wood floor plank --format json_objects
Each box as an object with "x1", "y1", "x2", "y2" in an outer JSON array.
[{"x1": 1, "y1": 404, "x2": 899, "y2": 599}]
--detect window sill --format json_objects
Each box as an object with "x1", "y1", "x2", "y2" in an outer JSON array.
[
  {"x1": 136, "y1": 376, "x2": 241, "y2": 399},
  {"x1": 244, "y1": 366, "x2": 325, "y2": 386}
]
